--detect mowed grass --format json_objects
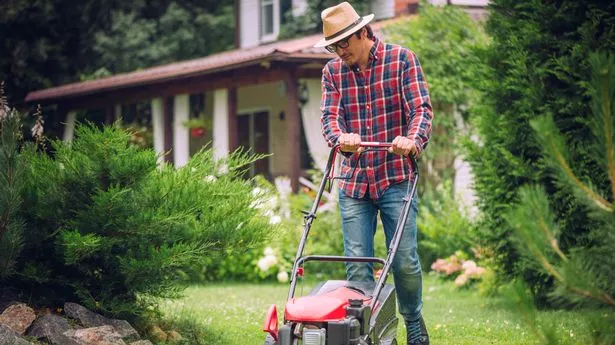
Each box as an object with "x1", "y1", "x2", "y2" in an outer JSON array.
[{"x1": 160, "y1": 275, "x2": 599, "y2": 345}]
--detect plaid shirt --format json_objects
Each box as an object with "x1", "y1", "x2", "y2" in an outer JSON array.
[{"x1": 320, "y1": 37, "x2": 433, "y2": 200}]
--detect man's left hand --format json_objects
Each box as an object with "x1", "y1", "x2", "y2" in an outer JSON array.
[{"x1": 389, "y1": 136, "x2": 417, "y2": 156}]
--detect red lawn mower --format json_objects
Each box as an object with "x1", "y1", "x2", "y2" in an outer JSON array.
[{"x1": 263, "y1": 142, "x2": 419, "y2": 345}]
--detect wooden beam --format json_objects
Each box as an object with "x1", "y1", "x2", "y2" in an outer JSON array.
[
  {"x1": 285, "y1": 69, "x2": 301, "y2": 193},
  {"x1": 57, "y1": 65, "x2": 291, "y2": 111}
]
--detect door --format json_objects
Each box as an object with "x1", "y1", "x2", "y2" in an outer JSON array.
[{"x1": 238, "y1": 111, "x2": 270, "y2": 179}]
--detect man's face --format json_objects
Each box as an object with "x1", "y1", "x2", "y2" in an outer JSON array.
[{"x1": 327, "y1": 29, "x2": 365, "y2": 66}]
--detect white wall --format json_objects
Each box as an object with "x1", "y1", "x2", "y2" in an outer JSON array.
[
  {"x1": 240, "y1": 0, "x2": 260, "y2": 48},
  {"x1": 372, "y1": 0, "x2": 395, "y2": 20},
  {"x1": 237, "y1": 82, "x2": 289, "y2": 177}
]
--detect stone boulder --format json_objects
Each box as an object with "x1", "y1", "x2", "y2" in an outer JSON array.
[
  {"x1": 0, "y1": 303, "x2": 36, "y2": 334},
  {"x1": 64, "y1": 302, "x2": 139, "y2": 341},
  {"x1": 64, "y1": 325, "x2": 127, "y2": 345},
  {"x1": 0, "y1": 324, "x2": 34, "y2": 345},
  {"x1": 27, "y1": 313, "x2": 81, "y2": 345}
]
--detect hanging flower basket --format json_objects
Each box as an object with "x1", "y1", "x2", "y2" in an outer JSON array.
[{"x1": 190, "y1": 127, "x2": 206, "y2": 138}]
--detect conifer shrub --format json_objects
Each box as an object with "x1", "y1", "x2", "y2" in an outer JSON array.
[
  {"x1": 8, "y1": 119, "x2": 270, "y2": 318},
  {"x1": 504, "y1": 52, "x2": 615, "y2": 345},
  {"x1": 466, "y1": 0, "x2": 615, "y2": 300}
]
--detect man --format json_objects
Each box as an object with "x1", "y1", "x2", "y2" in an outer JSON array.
[{"x1": 315, "y1": 2, "x2": 433, "y2": 345}]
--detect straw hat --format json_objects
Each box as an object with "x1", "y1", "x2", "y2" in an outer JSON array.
[{"x1": 313, "y1": 2, "x2": 375, "y2": 48}]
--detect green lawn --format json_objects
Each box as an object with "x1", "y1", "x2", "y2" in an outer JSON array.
[{"x1": 160, "y1": 275, "x2": 596, "y2": 345}]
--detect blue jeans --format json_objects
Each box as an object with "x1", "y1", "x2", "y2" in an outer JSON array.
[{"x1": 338, "y1": 181, "x2": 422, "y2": 322}]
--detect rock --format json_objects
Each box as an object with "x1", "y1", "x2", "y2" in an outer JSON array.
[
  {"x1": 167, "y1": 330, "x2": 183, "y2": 344},
  {"x1": 0, "y1": 303, "x2": 36, "y2": 335},
  {"x1": 64, "y1": 302, "x2": 108, "y2": 327},
  {"x1": 0, "y1": 324, "x2": 35, "y2": 345},
  {"x1": 149, "y1": 325, "x2": 167, "y2": 342},
  {"x1": 108, "y1": 319, "x2": 139, "y2": 341},
  {"x1": 26, "y1": 313, "x2": 81, "y2": 345},
  {"x1": 64, "y1": 302, "x2": 139, "y2": 340},
  {"x1": 64, "y1": 325, "x2": 126, "y2": 345},
  {"x1": 130, "y1": 341, "x2": 154, "y2": 345}
]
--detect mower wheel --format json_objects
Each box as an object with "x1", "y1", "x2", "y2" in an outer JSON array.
[{"x1": 264, "y1": 334, "x2": 276, "y2": 345}]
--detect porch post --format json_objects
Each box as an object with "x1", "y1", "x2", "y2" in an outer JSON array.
[
  {"x1": 285, "y1": 70, "x2": 300, "y2": 193},
  {"x1": 173, "y1": 94, "x2": 190, "y2": 167},
  {"x1": 114, "y1": 104, "x2": 122, "y2": 123},
  {"x1": 228, "y1": 87, "x2": 238, "y2": 151},
  {"x1": 63, "y1": 111, "x2": 77, "y2": 142},
  {"x1": 213, "y1": 88, "x2": 229, "y2": 161},
  {"x1": 151, "y1": 98, "x2": 165, "y2": 164}
]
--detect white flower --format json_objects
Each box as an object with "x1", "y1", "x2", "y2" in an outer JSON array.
[
  {"x1": 277, "y1": 271, "x2": 289, "y2": 283},
  {"x1": 257, "y1": 258, "x2": 270, "y2": 272},
  {"x1": 263, "y1": 247, "x2": 275, "y2": 256},
  {"x1": 31, "y1": 119, "x2": 44, "y2": 138},
  {"x1": 269, "y1": 215, "x2": 281, "y2": 225},
  {"x1": 204, "y1": 175, "x2": 217, "y2": 183},
  {"x1": 263, "y1": 254, "x2": 277, "y2": 268},
  {"x1": 257, "y1": 253, "x2": 278, "y2": 272}
]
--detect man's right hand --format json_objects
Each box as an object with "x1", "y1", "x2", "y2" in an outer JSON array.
[{"x1": 338, "y1": 133, "x2": 364, "y2": 153}]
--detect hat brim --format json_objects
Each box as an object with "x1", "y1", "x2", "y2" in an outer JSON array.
[{"x1": 313, "y1": 14, "x2": 375, "y2": 48}]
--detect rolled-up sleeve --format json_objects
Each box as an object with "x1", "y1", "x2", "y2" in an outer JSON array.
[{"x1": 401, "y1": 51, "x2": 433, "y2": 156}]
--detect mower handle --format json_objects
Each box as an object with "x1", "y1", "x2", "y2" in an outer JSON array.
[{"x1": 287, "y1": 141, "x2": 419, "y2": 302}]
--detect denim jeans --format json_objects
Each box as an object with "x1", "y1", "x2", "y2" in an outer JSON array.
[{"x1": 338, "y1": 181, "x2": 422, "y2": 322}]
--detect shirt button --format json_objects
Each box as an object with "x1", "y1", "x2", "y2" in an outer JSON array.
[
  {"x1": 366, "y1": 105, "x2": 370, "y2": 109},
  {"x1": 367, "y1": 126, "x2": 371, "y2": 130}
]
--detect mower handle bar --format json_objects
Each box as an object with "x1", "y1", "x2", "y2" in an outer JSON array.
[
  {"x1": 296, "y1": 255, "x2": 387, "y2": 266},
  {"x1": 288, "y1": 142, "x2": 419, "y2": 305}
]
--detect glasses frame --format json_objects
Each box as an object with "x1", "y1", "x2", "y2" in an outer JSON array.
[{"x1": 325, "y1": 35, "x2": 353, "y2": 54}]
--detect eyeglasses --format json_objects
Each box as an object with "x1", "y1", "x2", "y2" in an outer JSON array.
[{"x1": 325, "y1": 35, "x2": 352, "y2": 53}]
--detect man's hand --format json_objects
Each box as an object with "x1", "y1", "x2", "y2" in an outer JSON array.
[
  {"x1": 389, "y1": 136, "x2": 417, "y2": 156},
  {"x1": 338, "y1": 133, "x2": 364, "y2": 153}
]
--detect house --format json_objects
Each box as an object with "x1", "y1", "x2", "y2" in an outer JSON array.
[{"x1": 24, "y1": 0, "x2": 488, "y2": 192}]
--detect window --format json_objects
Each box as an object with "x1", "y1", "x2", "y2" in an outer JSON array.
[{"x1": 260, "y1": 0, "x2": 279, "y2": 42}]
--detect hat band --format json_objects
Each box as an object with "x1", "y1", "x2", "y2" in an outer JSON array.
[{"x1": 325, "y1": 18, "x2": 362, "y2": 41}]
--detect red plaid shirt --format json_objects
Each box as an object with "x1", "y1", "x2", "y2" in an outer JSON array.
[{"x1": 320, "y1": 37, "x2": 433, "y2": 200}]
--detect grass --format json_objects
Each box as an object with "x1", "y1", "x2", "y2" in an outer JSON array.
[{"x1": 160, "y1": 275, "x2": 600, "y2": 345}]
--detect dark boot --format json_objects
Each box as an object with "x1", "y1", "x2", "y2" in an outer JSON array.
[{"x1": 406, "y1": 316, "x2": 429, "y2": 345}]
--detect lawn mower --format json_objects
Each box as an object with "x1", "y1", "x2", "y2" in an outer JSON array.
[{"x1": 263, "y1": 142, "x2": 419, "y2": 345}]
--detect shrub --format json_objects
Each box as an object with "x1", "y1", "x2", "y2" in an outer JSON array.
[
  {"x1": 11, "y1": 122, "x2": 270, "y2": 318},
  {"x1": 0, "y1": 84, "x2": 24, "y2": 280},
  {"x1": 465, "y1": 0, "x2": 615, "y2": 300},
  {"x1": 503, "y1": 52, "x2": 615, "y2": 344}
]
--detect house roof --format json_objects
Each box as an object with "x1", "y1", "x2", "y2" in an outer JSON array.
[
  {"x1": 24, "y1": 20, "x2": 399, "y2": 103},
  {"x1": 25, "y1": 34, "x2": 332, "y2": 103}
]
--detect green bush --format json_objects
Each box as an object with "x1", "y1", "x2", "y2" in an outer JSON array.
[
  {"x1": 503, "y1": 52, "x2": 615, "y2": 344},
  {"x1": 10, "y1": 122, "x2": 270, "y2": 318},
  {"x1": 417, "y1": 180, "x2": 474, "y2": 271},
  {"x1": 465, "y1": 0, "x2": 615, "y2": 300},
  {"x1": 0, "y1": 87, "x2": 24, "y2": 280}
]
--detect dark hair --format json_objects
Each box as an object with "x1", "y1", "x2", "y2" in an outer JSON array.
[{"x1": 354, "y1": 24, "x2": 374, "y2": 39}]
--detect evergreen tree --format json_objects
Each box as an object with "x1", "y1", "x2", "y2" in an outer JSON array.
[
  {"x1": 12, "y1": 121, "x2": 270, "y2": 318},
  {"x1": 504, "y1": 52, "x2": 615, "y2": 345},
  {"x1": 0, "y1": 84, "x2": 24, "y2": 280},
  {"x1": 466, "y1": 0, "x2": 615, "y2": 300}
]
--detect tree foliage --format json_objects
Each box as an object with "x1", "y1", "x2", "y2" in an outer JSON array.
[
  {"x1": 0, "y1": 0, "x2": 234, "y2": 105},
  {"x1": 4, "y1": 119, "x2": 270, "y2": 318},
  {"x1": 385, "y1": 4, "x2": 488, "y2": 187},
  {"x1": 504, "y1": 52, "x2": 615, "y2": 345},
  {"x1": 0, "y1": 84, "x2": 24, "y2": 280},
  {"x1": 279, "y1": 0, "x2": 372, "y2": 39},
  {"x1": 466, "y1": 0, "x2": 615, "y2": 300}
]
